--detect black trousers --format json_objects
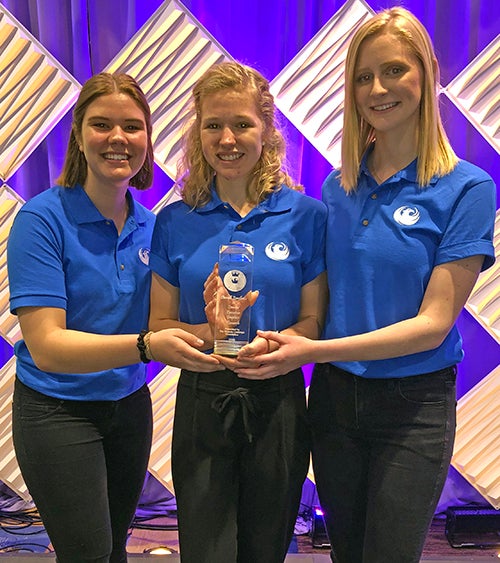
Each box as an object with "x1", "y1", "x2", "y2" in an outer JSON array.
[
  {"x1": 309, "y1": 363, "x2": 457, "y2": 563},
  {"x1": 12, "y1": 378, "x2": 153, "y2": 563},
  {"x1": 172, "y1": 369, "x2": 310, "y2": 563}
]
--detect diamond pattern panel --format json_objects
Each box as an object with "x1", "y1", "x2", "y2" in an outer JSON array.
[
  {"x1": 0, "y1": 185, "x2": 25, "y2": 345},
  {"x1": 0, "y1": 0, "x2": 498, "y2": 505},
  {"x1": 270, "y1": 0, "x2": 374, "y2": 168},
  {"x1": 0, "y1": 5, "x2": 81, "y2": 182},
  {"x1": 466, "y1": 209, "x2": 500, "y2": 344},
  {"x1": 443, "y1": 35, "x2": 500, "y2": 154},
  {"x1": 148, "y1": 366, "x2": 181, "y2": 494},
  {"x1": 104, "y1": 0, "x2": 233, "y2": 180},
  {"x1": 452, "y1": 364, "x2": 500, "y2": 509}
]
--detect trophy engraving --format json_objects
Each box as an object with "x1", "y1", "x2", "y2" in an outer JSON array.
[{"x1": 213, "y1": 242, "x2": 254, "y2": 356}]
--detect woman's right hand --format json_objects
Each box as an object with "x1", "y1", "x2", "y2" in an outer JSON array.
[
  {"x1": 203, "y1": 264, "x2": 259, "y2": 335},
  {"x1": 150, "y1": 328, "x2": 224, "y2": 372}
]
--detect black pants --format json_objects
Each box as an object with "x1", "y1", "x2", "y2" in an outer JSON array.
[
  {"x1": 309, "y1": 363, "x2": 457, "y2": 563},
  {"x1": 12, "y1": 378, "x2": 153, "y2": 563},
  {"x1": 172, "y1": 369, "x2": 310, "y2": 563}
]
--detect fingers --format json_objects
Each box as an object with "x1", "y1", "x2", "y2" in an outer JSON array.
[
  {"x1": 238, "y1": 335, "x2": 268, "y2": 358},
  {"x1": 244, "y1": 290, "x2": 260, "y2": 307},
  {"x1": 256, "y1": 329, "x2": 285, "y2": 344},
  {"x1": 168, "y1": 328, "x2": 205, "y2": 348}
]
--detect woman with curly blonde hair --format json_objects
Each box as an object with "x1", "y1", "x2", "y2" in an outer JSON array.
[{"x1": 149, "y1": 61, "x2": 327, "y2": 562}]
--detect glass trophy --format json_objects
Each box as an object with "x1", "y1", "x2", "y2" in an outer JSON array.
[{"x1": 213, "y1": 242, "x2": 254, "y2": 356}]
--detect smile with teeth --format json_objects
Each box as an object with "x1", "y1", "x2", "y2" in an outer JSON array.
[
  {"x1": 372, "y1": 102, "x2": 399, "y2": 111},
  {"x1": 104, "y1": 153, "x2": 129, "y2": 161},
  {"x1": 218, "y1": 153, "x2": 243, "y2": 161}
]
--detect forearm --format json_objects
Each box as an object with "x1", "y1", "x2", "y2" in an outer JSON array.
[
  {"x1": 28, "y1": 330, "x2": 143, "y2": 373},
  {"x1": 281, "y1": 315, "x2": 322, "y2": 340},
  {"x1": 313, "y1": 314, "x2": 449, "y2": 364}
]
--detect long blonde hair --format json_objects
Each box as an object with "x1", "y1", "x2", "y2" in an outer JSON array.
[
  {"x1": 56, "y1": 73, "x2": 154, "y2": 190},
  {"x1": 341, "y1": 7, "x2": 457, "y2": 193},
  {"x1": 179, "y1": 62, "x2": 301, "y2": 208}
]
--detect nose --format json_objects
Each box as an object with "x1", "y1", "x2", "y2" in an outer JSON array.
[
  {"x1": 109, "y1": 125, "x2": 126, "y2": 143},
  {"x1": 220, "y1": 126, "x2": 236, "y2": 145},
  {"x1": 371, "y1": 75, "x2": 388, "y2": 96}
]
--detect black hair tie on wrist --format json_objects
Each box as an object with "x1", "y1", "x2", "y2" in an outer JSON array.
[{"x1": 137, "y1": 330, "x2": 151, "y2": 364}]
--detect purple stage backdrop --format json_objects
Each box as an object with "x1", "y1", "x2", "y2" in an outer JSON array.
[{"x1": 0, "y1": 0, "x2": 498, "y2": 511}]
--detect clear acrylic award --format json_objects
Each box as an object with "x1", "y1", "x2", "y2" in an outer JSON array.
[{"x1": 213, "y1": 242, "x2": 254, "y2": 356}]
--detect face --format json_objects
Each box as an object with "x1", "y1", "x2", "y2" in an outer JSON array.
[
  {"x1": 199, "y1": 88, "x2": 265, "y2": 188},
  {"x1": 353, "y1": 32, "x2": 423, "y2": 137},
  {"x1": 77, "y1": 92, "x2": 148, "y2": 191}
]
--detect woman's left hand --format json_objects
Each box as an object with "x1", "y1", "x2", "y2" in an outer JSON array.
[{"x1": 212, "y1": 335, "x2": 277, "y2": 378}]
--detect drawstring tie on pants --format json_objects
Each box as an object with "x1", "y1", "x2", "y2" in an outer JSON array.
[{"x1": 211, "y1": 387, "x2": 261, "y2": 443}]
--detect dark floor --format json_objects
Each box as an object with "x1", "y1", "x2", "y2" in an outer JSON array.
[{"x1": 0, "y1": 513, "x2": 499, "y2": 560}]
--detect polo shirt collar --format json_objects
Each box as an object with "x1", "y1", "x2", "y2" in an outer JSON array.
[
  {"x1": 196, "y1": 183, "x2": 292, "y2": 215},
  {"x1": 62, "y1": 184, "x2": 148, "y2": 225},
  {"x1": 359, "y1": 146, "x2": 439, "y2": 187}
]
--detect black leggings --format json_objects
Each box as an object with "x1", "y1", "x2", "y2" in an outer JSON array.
[{"x1": 12, "y1": 378, "x2": 153, "y2": 563}]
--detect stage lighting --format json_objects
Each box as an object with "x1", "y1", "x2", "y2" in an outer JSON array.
[
  {"x1": 143, "y1": 545, "x2": 177, "y2": 554},
  {"x1": 312, "y1": 506, "x2": 331, "y2": 549}
]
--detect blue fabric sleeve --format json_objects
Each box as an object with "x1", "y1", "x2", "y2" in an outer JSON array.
[{"x1": 8, "y1": 209, "x2": 67, "y2": 314}]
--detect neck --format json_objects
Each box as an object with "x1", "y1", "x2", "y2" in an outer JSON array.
[
  {"x1": 215, "y1": 179, "x2": 257, "y2": 218},
  {"x1": 84, "y1": 183, "x2": 129, "y2": 233},
  {"x1": 369, "y1": 129, "x2": 419, "y2": 184}
]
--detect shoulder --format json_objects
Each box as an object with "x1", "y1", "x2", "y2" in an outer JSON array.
[
  {"x1": 321, "y1": 169, "x2": 342, "y2": 191},
  {"x1": 276, "y1": 185, "x2": 327, "y2": 213},
  {"x1": 19, "y1": 186, "x2": 63, "y2": 214},
  {"x1": 154, "y1": 198, "x2": 193, "y2": 228},
  {"x1": 447, "y1": 160, "x2": 495, "y2": 186}
]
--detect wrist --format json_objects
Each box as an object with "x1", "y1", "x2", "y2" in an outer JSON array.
[{"x1": 137, "y1": 330, "x2": 156, "y2": 363}]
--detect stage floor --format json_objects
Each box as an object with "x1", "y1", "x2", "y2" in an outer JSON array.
[{"x1": 0, "y1": 516, "x2": 498, "y2": 561}]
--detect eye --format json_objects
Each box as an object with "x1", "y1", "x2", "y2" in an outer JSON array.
[
  {"x1": 204, "y1": 123, "x2": 220, "y2": 130},
  {"x1": 356, "y1": 73, "x2": 372, "y2": 84},
  {"x1": 386, "y1": 66, "x2": 404, "y2": 76}
]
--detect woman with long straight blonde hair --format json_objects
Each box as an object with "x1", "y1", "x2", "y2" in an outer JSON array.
[{"x1": 231, "y1": 7, "x2": 496, "y2": 562}]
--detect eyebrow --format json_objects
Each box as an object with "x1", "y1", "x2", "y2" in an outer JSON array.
[
  {"x1": 356, "y1": 58, "x2": 407, "y2": 71},
  {"x1": 86, "y1": 115, "x2": 144, "y2": 123}
]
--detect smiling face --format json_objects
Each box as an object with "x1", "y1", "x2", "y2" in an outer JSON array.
[
  {"x1": 77, "y1": 92, "x2": 148, "y2": 193},
  {"x1": 199, "y1": 88, "x2": 265, "y2": 191},
  {"x1": 354, "y1": 32, "x2": 423, "y2": 139}
]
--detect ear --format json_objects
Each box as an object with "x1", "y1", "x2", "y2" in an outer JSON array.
[{"x1": 72, "y1": 126, "x2": 83, "y2": 152}]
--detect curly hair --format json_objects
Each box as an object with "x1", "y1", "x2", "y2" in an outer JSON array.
[
  {"x1": 56, "y1": 72, "x2": 154, "y2": 190},
  {"x1": 341, "y1": 7, "x2": 457, "y2": 193},
  {"x1": 179, "y1": 62, "x2": 301, "y2": 208}
]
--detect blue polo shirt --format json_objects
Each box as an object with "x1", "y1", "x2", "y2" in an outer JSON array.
[
  {"x1": 7, "y1": 184, "x2": 155, "y2": 400},
  {"x1": 322, "y1": 157, "x2": 496, "y2": 378},
  {"x1": 149, "y1": 185, "x2": 326, "y2": 339}
]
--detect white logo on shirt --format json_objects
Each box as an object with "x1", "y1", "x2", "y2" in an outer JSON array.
[
  {"x1": 138, "y1": 248, "x2": 150, "y2": 265},
  {"x1": 265, "y1": 242, "x2": 290, "y2": 261},
  {"x1": 393, "y1": 206, "x2": 420, "y2": 226}
]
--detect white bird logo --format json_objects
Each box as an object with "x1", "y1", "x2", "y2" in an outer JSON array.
[
  {"x1": 393, "y1": 206, "x2": 420, "y2": 226},
  {"x1": 265, "y1": 242, "x2": 290, "y2": 261}
]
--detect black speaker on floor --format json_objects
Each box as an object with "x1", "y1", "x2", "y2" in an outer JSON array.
[
  {"x1": 445, "y1": 505, "x2": 500, "y2": 548},
  {"x1": 311, "y1": 506, "x2": 331, "y2": 549}
]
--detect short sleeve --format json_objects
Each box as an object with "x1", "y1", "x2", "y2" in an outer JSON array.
[
  {"x1": 8, "y1": 209, "x2": 67, "y2": 314},
  {"x1": 436, "y1": 175, "x2": 496, "y2": 271}
]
